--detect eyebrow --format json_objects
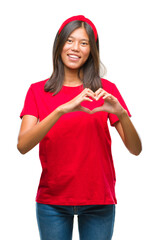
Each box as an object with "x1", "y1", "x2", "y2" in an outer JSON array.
[{"x1": 68, "y1": 36, "x2": 89, "y2": 41}]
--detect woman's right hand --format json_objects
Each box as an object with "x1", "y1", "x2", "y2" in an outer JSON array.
[{"x1": 58, "y1": 88, "x2": 96, "y2": 114}]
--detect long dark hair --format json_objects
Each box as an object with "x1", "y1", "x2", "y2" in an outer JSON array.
[{"x1": 44, "y1": 20, "x2": 106, "y2": 96}]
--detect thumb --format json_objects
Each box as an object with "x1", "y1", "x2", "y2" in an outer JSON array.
[
  {"x1": 91, "y1": 106, "x2": 104, "y2": 113},
  {"x1": 78, "y1": 105, "x2": 93, "y2": 114}
]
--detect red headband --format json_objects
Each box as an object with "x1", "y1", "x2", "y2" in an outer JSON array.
[{"x1": 58, "y1": 15, "x2": 98, "y2": 41}]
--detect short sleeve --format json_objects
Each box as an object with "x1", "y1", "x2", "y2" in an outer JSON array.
[
  {"x1": 20, "y1": 85, "x2": 39, "y2": 119},
  {"x1": 108, "y1": 83, "x2": 131, "y2": 126}
]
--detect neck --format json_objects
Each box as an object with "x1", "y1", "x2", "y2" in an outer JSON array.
[{"x1": 63, "y1": 67, "x2": 83, "y2": 86}]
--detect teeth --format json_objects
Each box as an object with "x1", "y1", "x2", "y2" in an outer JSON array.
[{"x1": 68, "y1": 55, "x2": 79, "y2": 59}]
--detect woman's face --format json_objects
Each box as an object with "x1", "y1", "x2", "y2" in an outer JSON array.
[{"x1": 61, "y1": 27, "x2": 91, "y2": 71}]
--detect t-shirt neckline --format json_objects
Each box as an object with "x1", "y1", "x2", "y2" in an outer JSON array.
[{"x1": 63, "y1": 84, "x2": 83, "y2": 88}]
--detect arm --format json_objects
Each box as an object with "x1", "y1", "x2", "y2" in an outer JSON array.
[
  {"x1": 92, "y1": 88, "x2": 142, "y2": 156},
  {"x1": 17, "y1": 107, "x2": 63, "y2": 154},
  {"x1": 17, "y1": 87, "x2": 96, "y2": 155},
  {"x1": 114, "y1": 109, "x2": 142, "y2": 156}
]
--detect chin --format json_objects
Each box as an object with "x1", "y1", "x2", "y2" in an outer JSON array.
[{"x1": 66, "y1": 64, "x2": 82, "y2": 70}]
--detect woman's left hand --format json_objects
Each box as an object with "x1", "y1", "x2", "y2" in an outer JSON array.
[
  {"x1": 91, "y1": 88, "x2": 124, "y2": 117},
  {"x1": 90, "y1": 88, "x2": 142, "y2": 155}
]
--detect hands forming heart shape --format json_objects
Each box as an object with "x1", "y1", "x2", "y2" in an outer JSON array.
[
  {"x1": 61, "y1": 88, "x2": 124, "y2": 117},
  {"x1": 83, "y1": 88, "x2": 124, "y2": 116}
]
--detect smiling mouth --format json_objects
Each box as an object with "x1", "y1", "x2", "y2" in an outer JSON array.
[{"x1": 67, "y1": 54, "x2": 81, "y2": 59}]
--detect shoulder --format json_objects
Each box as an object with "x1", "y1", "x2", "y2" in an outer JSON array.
[
  {"x1": 28, "y1": 78, "x2": 49, "y2": 96},
  {"x1": 101, "y1": 78, "x2": 116, "y2": 92},
  {"x1": 30, "y1": 78, "x2": 49, "y2": 90},
  {"x1": 26, "y1": 78, "x2": 50, "y2": 99}
]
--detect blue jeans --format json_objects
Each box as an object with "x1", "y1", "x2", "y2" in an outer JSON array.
[{"x1": 36, "y1": 202, "x2": 115, "y2": 240}]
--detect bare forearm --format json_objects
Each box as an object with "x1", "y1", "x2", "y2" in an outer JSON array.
[
  {"x1": 17, "y1": 108, "x2": 64, "y2": 154},
  {"x1": 118, "y1": 110, "x2": 142, "y2": 155}
]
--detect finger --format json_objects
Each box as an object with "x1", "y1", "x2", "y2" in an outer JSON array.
[
  {"x1": 102, "y1": 94, "x2": 115, "y2": 102},
  {"x1": 94, "y1": 88, "x2": 103, "y2": 97},
  {"x1": 84, "y1": 88, "x2": 95, "y2": 95},
  {"x1": 84, "y1": 89, "x2": 97, "y2": 100},
  {"x1": 84, "y1": 96, "x2": 95, "y2": 103},
  {"x1": 79, "y1": 106, "x2": 92, "y2": 114},
  {"x1": 86, "y1": 92, "x2": 96, "y2": 100},
  {"x1": 91, "y1": 106, "x2": 103, "y2": 113},
  {"x1": 96, "y1": 92, "x2": 110, "y2": 101},
  {"x1": 95, "y1": 92, "x2": 104, "y2": 100},
  {"x1": 102, "y1": 93, "x2": 112, "y2": 99},
  {"x1": 94, "y1": 88, "x2": 109, "y2": 97}
]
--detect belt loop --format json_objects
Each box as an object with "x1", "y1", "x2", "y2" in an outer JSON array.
[{"x1": 73, "y1": 206, "x2": 78, "y2": 214}]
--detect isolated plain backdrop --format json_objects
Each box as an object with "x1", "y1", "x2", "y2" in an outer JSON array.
[{"x1": 0, "y1": 0, "x2": 159, "y2": 239}]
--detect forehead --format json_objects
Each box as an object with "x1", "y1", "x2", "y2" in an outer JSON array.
[{"x1": 68, "y1": 27, "x2": 89, "y2": 40}]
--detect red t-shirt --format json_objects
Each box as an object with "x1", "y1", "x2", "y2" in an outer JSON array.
[{"x1": 20, "y1": 78, "x2": 131, "y2": 205}]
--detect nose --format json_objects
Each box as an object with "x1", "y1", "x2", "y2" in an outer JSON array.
[{"x1": 71, "y1": 41, "x2": 79, "y2": 51}]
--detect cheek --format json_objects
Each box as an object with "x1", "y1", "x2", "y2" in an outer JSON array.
[
  {"x1": 83, "y1": 45, "x2": 90, "y2": 55},
  {"x1": 61, "y1": 44, "x2": 69, "y2": 56},
  {"x1": 83, "y1": 49, "x2": 90, "y2": 59},
  {"x1": 61, "y1": 47, "x2": 68, "y2": 62},
  {"x1": 62, "y1": 44, "x2": 69, "y2": 52}
]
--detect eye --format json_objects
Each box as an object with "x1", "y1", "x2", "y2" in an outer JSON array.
[
  {"x1": 81, "y1": 42, "x2": 89, "y2": 46},
  {"x1": 67, "y1": 39, "x2": 72, "y2": 43}
]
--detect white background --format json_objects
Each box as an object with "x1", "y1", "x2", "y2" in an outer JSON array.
[{"x1": 0, "y1": 0, "x2": 159, "y2": 239}]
